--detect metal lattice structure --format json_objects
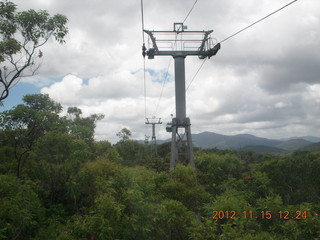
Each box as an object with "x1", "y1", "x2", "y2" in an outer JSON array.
[
  {"x1": 145, "y1": 117, "x2": 162, "y2": 156},
  {"x1": 143, "y1": 23, "x2": 220, "y2": 169}
]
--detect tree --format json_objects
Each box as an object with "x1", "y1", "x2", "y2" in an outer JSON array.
[
  {"x1": 0, "y1": 175, "x2": 44, "y2": 240},
  {"x1": 116, "y1": 128, "x2": 132, "y2": 142},
  {"x1": 0, "y1": 0, "x2": 68, "y2": 102},
  {"x1": 160, "y1": 165, "x2": 210, "y2": 212},
  {"x1": 115, "y1": 140, "x2": 150, "y2": 166},
  {"x1": 94, "y1": 140, "x2": 112, "y2": 157},
  {"x1": 0, "y1": 94, "x2": 64, "y2": 178},
  {"x1": 67, "y1": 106, "x2": 104, "y2": 146},
  {"x1": 26, "y1": 131, "x2": 93, "y2": 210},
  {"x1": 260, "y1": 151, "x2": 320, "y2": 204},
  {"x1": 196, "y1": 151, "x2": 243, "y2": 194}
]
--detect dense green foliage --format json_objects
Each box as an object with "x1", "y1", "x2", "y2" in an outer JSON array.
[{"x1": 0, "y1": 94, "x2": 320, "y2": 239}]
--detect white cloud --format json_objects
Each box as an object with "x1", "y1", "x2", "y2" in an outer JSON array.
[
  {"x1": 4, "y1": 0, "x2": 319, "y2": 143},
  {"x1": 274, "y1": 102, "x2": 288, "y2": 109},
  {"x1": 41, "y1": 75, "x2": 83, "y2": 105},
  {"x1": 307, "y1": 84, "x2": 320, "y2": 103}
]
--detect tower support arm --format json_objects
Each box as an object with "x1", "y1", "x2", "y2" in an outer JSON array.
[
  {"x1": 198, "y1": 30, "x2": 213, "y2": 52},
  {"x1": 207, "y1": 43, "x2": 221, "y2": 58},
  {"x1": 144, "y1": 30, "x2": 159, "y2": 51}
]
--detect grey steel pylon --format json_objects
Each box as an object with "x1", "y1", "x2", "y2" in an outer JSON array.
[
  {"x1": 145, "y1": 117, "x2": 162, "y2": 156},
  {"x1": 143, "y1": 23, "x2": 220, "y2": 169}
]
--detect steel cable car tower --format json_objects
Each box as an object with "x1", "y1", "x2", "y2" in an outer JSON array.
[
  {"x1": 145, "y1": 117, "x2": 162, "y2": 156},
  {"x1": 143, "y1": 23, "x2": 220, "y2": 169}
]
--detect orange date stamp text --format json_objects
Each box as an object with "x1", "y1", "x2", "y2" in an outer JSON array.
[{"x1": 211, "y1": 210, "x2": 308, "y2": 220}]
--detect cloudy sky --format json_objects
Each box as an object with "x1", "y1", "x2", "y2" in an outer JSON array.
[{"x1": 2, "y1": 0, "x2": 320, "y2": 143}]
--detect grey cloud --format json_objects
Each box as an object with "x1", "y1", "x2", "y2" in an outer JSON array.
[
  {"x1": 258, "y1": 47, "x2": 320, "y2": 93},
  {"x1": 9, "y1": 0, "x2": 320, "y2": 141}
]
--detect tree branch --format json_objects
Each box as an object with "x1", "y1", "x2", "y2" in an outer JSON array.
[{"x1": 0, "y1": 5, "x2": 68, "y2": 102}]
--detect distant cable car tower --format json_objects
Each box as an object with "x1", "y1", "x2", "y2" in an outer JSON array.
[
  {"x1": 145, "y1": 117, "x2": 162, "y2": 156},
  {"x1": 143, "y1": 23, "x2": 220, "y2": 169}
]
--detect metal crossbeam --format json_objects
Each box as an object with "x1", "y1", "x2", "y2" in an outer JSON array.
[{"x1": 143, "y1": 26, "x2": 220, "y2": 60}]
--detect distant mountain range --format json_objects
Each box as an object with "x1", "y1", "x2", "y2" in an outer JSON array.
[{"x1": 156, "y1": 131, "x2": 320, "y2": 153}]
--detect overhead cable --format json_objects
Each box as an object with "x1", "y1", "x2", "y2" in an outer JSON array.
[
  {"x1": 154, "y1": 58, "x2": 172, "y2": 117},
  {"x1": 141, "y1": 0, "x2": 148, "y2": 137},
  {"x1": 183, "y1": 0, "x2": 199, "y2": 24},
  {"x1": 186, "y1": 58, "x2": 207, "y2": 92},
  {"x1": 154, "y1": 0, "x2": 200, "y2": 117},
  {"x1": 140, "y1": 0, "x2": 145, "y2": 44},
  {"x1": 185, "y1": 0, "x2": 298, "y2": 93},
  {"x1": 219, "y1": 0, "x2": 298, "y2": 44}
]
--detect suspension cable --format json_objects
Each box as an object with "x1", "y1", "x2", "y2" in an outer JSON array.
[
  {"x1": 141, "y1": 0, "x2": 148, "y2": 139},
  {"x1": 186, "y1": 58, "x2": 207, "y2": 92},
  {"x1": 153, "y1": 0, "x2": 200, "y2": 118},
  {"x1": 153, "y1": 58, "x2": 172, "y2": 116},
  {"x1": 182, "y1": 0, "x2": 199, "y2": 24},
  {"x1": 185, "y1": 0, "x2": 298, "y2": 93},
  {"x1": 141, "y1": 0, "x2": 145, "y2": 44},
  {"x1": 219, "y1": 0, "x2": 298, "y2": 44}
]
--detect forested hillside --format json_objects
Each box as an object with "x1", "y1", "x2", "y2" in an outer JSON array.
[{"x1": 0, "y1": 94, "x2": 319, "y2": 240}]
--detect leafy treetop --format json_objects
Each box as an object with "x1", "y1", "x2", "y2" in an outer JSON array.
[{"x1": 0, "y1": 0, "x2": 68, "y2": 102}]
